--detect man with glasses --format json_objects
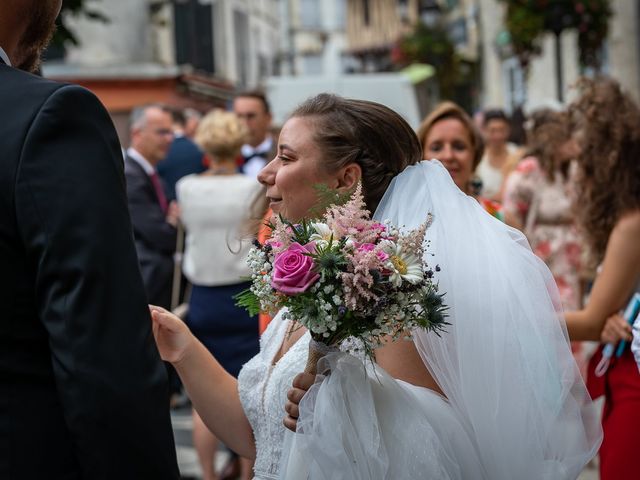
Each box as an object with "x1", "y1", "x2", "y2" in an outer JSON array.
[{"x1": 125, "y1": 104, "x2": 179, "y2": 309}]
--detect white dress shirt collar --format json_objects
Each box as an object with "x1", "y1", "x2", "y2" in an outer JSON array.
[
  {"x1": 0, "y1": 46, "x2": 11, "y2": 66},
  {"x1": 127, "y1": 148, "x2": 155, "y2": 176},
  {"x1": 241, "y1": 136, "x2": 273, "y2": 158}
]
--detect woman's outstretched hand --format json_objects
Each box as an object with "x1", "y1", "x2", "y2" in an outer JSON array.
[
  {"x1": 600, "y1": 312, "x2": 633, "y2": 345},
  {"x1": 149, "y1": 305, "x2": 195, "y2": 364},
  {"x1": 283, "y1": 372, "x2": 315, "y2": 432}
]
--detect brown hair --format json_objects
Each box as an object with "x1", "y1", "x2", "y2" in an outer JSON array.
[
  {"x1": 235, "y1": 90, "x2": 271, "y2": 114},
  {"x1": 569, "y1": 77, "x2": 640, "y2": 263},
  {"x1": 417, "y1": 101, "x2": 484, "y2": 170},
  {"x1": 290, "y1": 94, "x2": 423, "y2": 213},
  {"x1": 523, "y1": 108, "x2": 573, "y2": 181}
]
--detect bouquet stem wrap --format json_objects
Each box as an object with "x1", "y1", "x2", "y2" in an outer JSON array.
[{"x1": 304, "y1": 339, "x2": 338, "y2": 376}]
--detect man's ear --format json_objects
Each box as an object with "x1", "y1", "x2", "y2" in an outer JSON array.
[{"x1": 335, "y1": 162, "x2": 362, "y2": 192}]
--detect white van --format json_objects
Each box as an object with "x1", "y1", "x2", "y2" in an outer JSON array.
[{"x1": 266, "y1": 68, "x2": 437, "y2": 130}]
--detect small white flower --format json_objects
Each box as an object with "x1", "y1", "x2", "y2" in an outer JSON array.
[
  {"x1": 310, "y1": 222, "x2": 335, "y2": 246},
  {"x1": 343, "y1": 236, "x2": 356, "y2": 250}
]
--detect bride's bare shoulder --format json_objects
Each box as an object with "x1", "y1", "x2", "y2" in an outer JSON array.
[{"x1": 375, "y1": 335, "x2": 444, "y2": 396}]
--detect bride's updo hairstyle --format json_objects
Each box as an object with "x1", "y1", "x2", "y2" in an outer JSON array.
[{"x1": 290, "y1": 93, "x2": 423, "y2": 213}]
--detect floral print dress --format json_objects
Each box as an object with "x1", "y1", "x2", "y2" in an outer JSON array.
[
  {"x1": 503, "y1": 156, "x2": 582, "y2": 310},
  {"x1": 503, "y1": 157, "x2": 586, "y2": 373}
]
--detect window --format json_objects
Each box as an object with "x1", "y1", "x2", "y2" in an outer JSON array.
[
  {"x1": 233, "y1": 10, "x2": 250, "y2": 87},
  {"x1": 502, "y1": 57, "x2": 526, "y2": 112},
  {"x1": 174, "y1": 0, "x2": 214, "y2": 73},
  {"x1": 301, "y1": 53, "x2": 323, "y2": 75},
  {"x1": 335, "y1": 0, "x2": 347, "y2": 29},
  {"x1": 363, "y1": 0, "x2": 371, "y2": 26},
  {"x1": 301, "y1": 0, "x2": 321, "y2": 29},
  {"x1": 448, "y1": 18, "x2": 468, "y2": 48}
]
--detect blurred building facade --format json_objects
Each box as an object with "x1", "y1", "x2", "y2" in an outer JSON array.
[
  {"x1": 345, "y1": 0, "x2": 420, "y2": 72},
  {"x1": 209, "y1": 0, "x2": 280, "y2": 87},
  {"x1": 479, "y1": 0, "x2": 640, "y2": 112},
  {"x1": 276, "y1": 0, "x2": 348, "y2": 76},
  {"x1": 42, "y1": 0, "x2": 640, "y2": 131},
  {"x1": 42, "y1": 0, "x2": 282, "y2": 144},
  {"x1": 343, "y1": 0, "x2": 480, "y2": 110}
]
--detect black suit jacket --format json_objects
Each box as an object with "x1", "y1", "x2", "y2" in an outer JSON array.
[
  {"x1": 156, "y1": 136, "x2": 206, "y2": 201},
  {"x1": 0, "y1": 62, "x2": 179, "y2": 479},
  {"x1": 124, "y1": 156, "x2": 177, "y2": 309}
]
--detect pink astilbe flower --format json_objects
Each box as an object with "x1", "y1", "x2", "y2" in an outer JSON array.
[
  {"x1": 396, "y1": 215, "x2": 432, "y2": 256},
  {"x1": 269, "y1": 215, "x2": 294, "y2": 254},
  {"x1": 342, "y1": 246, "x2": 385, "y2": 310},
  {"x1": 323, "y1": 184, "x2": 380, "y2": 244},
  {"x1": 357, "y1": 243, "x2": 389, "y2": 262}
]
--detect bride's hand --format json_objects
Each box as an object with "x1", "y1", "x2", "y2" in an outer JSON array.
[
  {"x1": 149, "y1": 305, "x2": 195, "y2": 364},
  {"x1": 283, "y1": 372, "x2": 315, "y2": 432}
]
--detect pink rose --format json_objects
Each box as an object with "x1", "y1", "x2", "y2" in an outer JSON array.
[{"x1": 271, "y1": 242, "x2": 319, "y2": 295}]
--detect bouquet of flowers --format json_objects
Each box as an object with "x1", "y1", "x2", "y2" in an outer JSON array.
[{"x1": 236, "y1": 185, "x2": 448, "y2": 374}]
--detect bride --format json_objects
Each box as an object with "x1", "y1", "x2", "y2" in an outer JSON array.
[{"x1": 151, "y1": 94, "x2": 601, "y2": 479}]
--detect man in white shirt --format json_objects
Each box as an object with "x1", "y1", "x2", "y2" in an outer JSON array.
[
  {"x1": 233, "y1": 90, "x2": 276, "y2": 178},
  {"x1": 0, "y1": 46, "x2": 10, "y2": 66}
]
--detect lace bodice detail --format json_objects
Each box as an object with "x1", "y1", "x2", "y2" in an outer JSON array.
[{"x1": 238, "y1": 311, "x2": 310, "y2": 480}]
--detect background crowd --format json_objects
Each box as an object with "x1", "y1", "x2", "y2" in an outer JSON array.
[
  {"x1": 4, "y1": 1, "x2": 639, "y2": 479},
  {"x1": 123, "y1": 75, "x2": 639, "y2": 480}
]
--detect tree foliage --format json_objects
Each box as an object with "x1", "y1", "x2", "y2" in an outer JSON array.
[
  {"x1": 498, "y1": 0, "x2": 612, "y2": 71},
  {"x1": 391, "y1": 22, "x2": 474, "y2": 100}
]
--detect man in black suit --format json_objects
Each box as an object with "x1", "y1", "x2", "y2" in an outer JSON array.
[
  {"x1": 157, "y1": 108, "x2": 206, "y2": 202},
  {"x1": 234, "y1": 91, "x2": 277, "y2": 178},
  {"x1": 125, "y1": 105, "x2": 179, "y2": 309},
  {"x1": 0, "y1": 2, "x2": 180, "y2": 478}
]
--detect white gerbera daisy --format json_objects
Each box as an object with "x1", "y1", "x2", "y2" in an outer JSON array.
[{"x1": 386, "y1": 244, "x2": 423, "y2": 287}]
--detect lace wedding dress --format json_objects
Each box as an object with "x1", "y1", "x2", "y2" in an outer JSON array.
[
  {"x1": 238, "y1": 311, "x2": 483, "y2": 480},
  {"x1": 238, "y1": 161, "x2": 601, "y2": 480},
  {"x1": 238, "y1": 313, "x2": 309, "y2": 480}
]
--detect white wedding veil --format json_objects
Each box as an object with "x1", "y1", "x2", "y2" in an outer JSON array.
[{"x1": 373, "y1": 160, "x2": 602, "y2": 478}]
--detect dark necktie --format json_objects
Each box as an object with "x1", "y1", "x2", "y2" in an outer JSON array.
[{"x1": 150, "y1": 171, "x2": 168, "y2": 214}]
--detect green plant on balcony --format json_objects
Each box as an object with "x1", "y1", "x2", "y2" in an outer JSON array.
[
  {"x1": 498, "y1": 0, "x2": 612, "y2": 71},
  {"x1": 391, "y1": 22, "x2": 472, "y2": 100}
]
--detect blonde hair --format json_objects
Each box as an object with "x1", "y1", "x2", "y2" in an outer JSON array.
[{"x1": 194, "y1": 109, "x2": 248, "y2": 160}]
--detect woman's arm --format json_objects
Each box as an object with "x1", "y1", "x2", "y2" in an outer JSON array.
[
  {"x1": 151, "y1": 307, "x2": 256, "y2": 458},
  {"x1": 502, "y1": 164, "x2": 535, "y2": 232},
  {"x1": 566, "y1": 212, "x2": 640, "y2": 341}
]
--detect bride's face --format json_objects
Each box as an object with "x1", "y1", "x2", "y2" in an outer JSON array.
[{"x1": 258, "y1": 116, "x2": 345, "y2": 222}]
